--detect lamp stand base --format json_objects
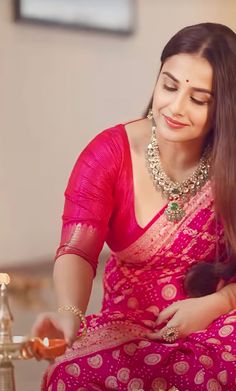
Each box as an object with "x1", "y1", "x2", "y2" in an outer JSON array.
[{"x1": 0, "y1": 360, "x2": 16, "y2": 391}]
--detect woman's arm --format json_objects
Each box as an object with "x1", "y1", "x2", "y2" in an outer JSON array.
[
  {"x1": 53, "y1": 254, "x2": 94, "y2": 313},
  {"x1": 32, "y1": 254, "x2": 94, "y2": 346},
  {"x1": 214, "y1": 282, "x2": 236, "y2": 314},
  {"x1": 32, "y1": 128, "x2": 122, "y2": 348},
  {"x1": 145, "y1": 284, "x2": 236, "y2": 341}
]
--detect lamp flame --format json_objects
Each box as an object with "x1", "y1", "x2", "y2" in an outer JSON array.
[
  {"x1": 43, "y1": 337, "x2": 49, "y2": 347},
  {"x1": 0, "y1": 273, "x2": 10, "y2": 285}
]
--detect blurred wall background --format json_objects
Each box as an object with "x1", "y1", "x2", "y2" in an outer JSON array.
[{"x1": 0, "y1": 0, "x2": 236, "y2": 267}]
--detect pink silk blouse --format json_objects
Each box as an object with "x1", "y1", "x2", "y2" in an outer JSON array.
[{"x1": 55, "y1": 123, "x2": 150, "y2": 275}]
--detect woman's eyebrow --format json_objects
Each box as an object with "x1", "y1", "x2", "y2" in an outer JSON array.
[
  {"x1": 162, "y1": 71, "x2": 213, "y2": 95},
  {"x1": 162, "y1": 71, "x2": 179, "y2": 83}
]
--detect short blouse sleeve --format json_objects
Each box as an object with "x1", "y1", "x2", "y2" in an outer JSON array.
[{"x1": 55, "y1": 127, "x2": 122, "y2": 276}]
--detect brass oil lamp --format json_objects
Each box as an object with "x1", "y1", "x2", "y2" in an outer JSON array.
[
  {"x1": 0, "y1": 273, "x2": 32, "y2": 391},
  {"x1": 0, "y1": 272, "x2": 68, "y2": 390}
]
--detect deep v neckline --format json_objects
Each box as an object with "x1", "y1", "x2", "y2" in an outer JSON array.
[{"x1": 121, "y1": 122, "x2": 168, "y2": 232}]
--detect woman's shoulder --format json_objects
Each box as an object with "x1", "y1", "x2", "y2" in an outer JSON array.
[
  {"x1": 81, "y1": 123, "x2": 127, "y2": 161},
  {"x1": 76, "y1": 123, "x2": 127, "y2": 174},
  {"x1": 77, "y1": 118, "x2": 150, "y2": 168},
  {"x1": 89, "y1": 117, "x2": 150, "y2": 147},
  {"x1": 124, "y1": 117, "x2": 151, "y2": 154},
  {"x1": 90, "y1": 122, "x2": 127, "y2": 147},
  {"x1": 68, "y1": 119, "x2": 150, "y2": 187},
  {"x1": 83, "y1": 118, "x2": 147, "y2": 153}
]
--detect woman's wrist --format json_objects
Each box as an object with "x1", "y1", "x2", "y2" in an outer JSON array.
[
  {"x1": 58, "y1": 304, "x2": 84, "y2": 318},
  {"x1": 58, "y1": 305, "x2": 87, "y2": 337},
  {"x1": 211, "y1": 290, "x2": 232, "y2": 317},
  {"x1": 216, "y1": 283, "x2": 236, "y2": 313}
]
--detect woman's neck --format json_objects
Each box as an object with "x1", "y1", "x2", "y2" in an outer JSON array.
[{"x1": 157, "y1": 135, "x2": 205, "y2": 182}]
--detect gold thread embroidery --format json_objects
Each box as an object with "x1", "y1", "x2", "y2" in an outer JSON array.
[
  {"x1": 115, "y1": 181, "x2": 213, "y2": 264},
  {"x1": 45, "y1": 321, "x2": 148, "y2": 385},
  {"x1": 56, "y1": 222, "x2": 103, "y2": 261}
]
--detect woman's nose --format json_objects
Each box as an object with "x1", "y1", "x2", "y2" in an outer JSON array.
[{"x1": 169, "y1": 93, "x2": 186, "y2": 116}]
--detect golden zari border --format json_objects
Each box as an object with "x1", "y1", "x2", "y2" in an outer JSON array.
[
  {"x1": 45, "y1": 320, "x2": 148, "y2": 385},
  {"x1": 114, "y1": 181, "x2": 214, "y2": 264}
]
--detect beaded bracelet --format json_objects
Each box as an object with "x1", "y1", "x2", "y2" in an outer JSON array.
[{"x1": 58, "y1": 305, "x2": 87, "y2": 338}]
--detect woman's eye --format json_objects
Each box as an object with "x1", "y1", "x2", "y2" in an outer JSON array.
[
  {"x1": 163, "y1": 84, "x2": 177, "y2": 92},
  {"x1": 191, "y1": 97, "x2": 208, "y2": 106},
  {"x1": 162, "y1": 84, "x2": 210, "y2": 105}
]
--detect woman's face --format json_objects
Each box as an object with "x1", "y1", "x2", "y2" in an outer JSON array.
[{"x1": 152, "y1": 53, "x2": 214, "y2": 144}]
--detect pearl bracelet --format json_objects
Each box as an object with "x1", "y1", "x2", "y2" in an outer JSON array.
[{"x1": 58, "y1": 305, "x2": 87, "y2": 337}]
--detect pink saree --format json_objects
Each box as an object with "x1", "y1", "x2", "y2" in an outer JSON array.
[{"x1": 43, "y1": 123, "x2": 236, "y2": 391}]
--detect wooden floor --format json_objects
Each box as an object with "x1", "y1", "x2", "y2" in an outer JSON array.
[{"x1": 3, "y1": 260, "x2": 105, "y2": 391}]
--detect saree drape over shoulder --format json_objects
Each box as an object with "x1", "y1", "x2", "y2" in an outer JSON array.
[{"x1": 43, "y1": 124, "x2": 236, "y2": 391}]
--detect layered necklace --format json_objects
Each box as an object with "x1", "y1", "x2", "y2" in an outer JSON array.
[{"x1": 146, "y1": 114, "x2": 211, "y2": 223}]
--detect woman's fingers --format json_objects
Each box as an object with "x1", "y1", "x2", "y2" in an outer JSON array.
[
  {"x1": 31, "y1": 312, "x2": 65, "y2": 339},
  {"x1": 31, "y1": 312, "x2": 56, "y2": 337},
  {"x1": 29, "y1": 312, "x2": 79, "y2": 360},
  {"x1": 144, "y1": 304, "x2": 181, "y2": 340},
  {"x1": 155, "y1": 304, "x2": 178, "y2": 326},
  {"x1": 59, "y1": 313, "x2": 81, "y2": 346},
  {"x1": 146, "y1": 325, "x2": 180, "y2": 341},
  {"x1": 31, "y1": 311, "x2": 80, "y2": 350},
  {"x1": 140, "y1": 319, "x2": 156, "y2": 328}
]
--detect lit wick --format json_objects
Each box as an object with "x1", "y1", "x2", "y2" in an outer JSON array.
[
  {"x1": 0, "y1": 273, "x2": 10, "y2": 285},
  {"x1": 43, "y1": 337, "x2": 49, "y2": 347}
]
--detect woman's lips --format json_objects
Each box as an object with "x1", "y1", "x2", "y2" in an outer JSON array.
[{"x1": 163, "y1": 115, "x2": 188, "y2": 129}]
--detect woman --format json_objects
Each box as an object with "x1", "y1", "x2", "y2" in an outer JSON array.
[{"x1": 34, "y1": 23, "x2": 236, "y2": 390}]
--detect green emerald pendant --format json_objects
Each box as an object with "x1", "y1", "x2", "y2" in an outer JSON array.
[{"x1": 165, "y1": 201, "x2": 185, "y2": 222}]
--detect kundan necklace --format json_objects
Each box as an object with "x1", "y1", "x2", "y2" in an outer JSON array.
[{"x1": 146, "y1": 115, "x2": 211, "y2": 223}]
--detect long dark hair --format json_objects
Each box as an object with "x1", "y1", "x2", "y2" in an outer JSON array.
[{"x1": 145, "y1": 23, "x2": 236, "y2": 297}]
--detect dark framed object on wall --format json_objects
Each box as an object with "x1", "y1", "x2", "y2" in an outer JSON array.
[{"x1": 14, "y1": 0, "x2": 135, "y2": 35}]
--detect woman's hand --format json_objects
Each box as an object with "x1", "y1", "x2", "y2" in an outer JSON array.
[
  {"x1": 146, "y1": 292, "x2": 229, "y2": 340},
  {"x1": 31, "y1": 311, "x2": 81, "y2": 348}
]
